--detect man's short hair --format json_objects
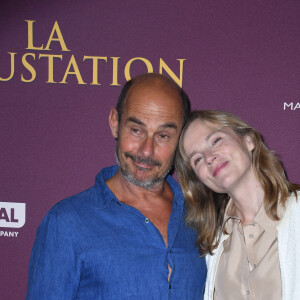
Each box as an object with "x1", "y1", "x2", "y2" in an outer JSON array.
[{"x1": 116, "y1": 73, "x2": 190, "y2": 127}]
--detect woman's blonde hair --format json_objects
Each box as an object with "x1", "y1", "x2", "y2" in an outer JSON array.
[{"x1": 175, "y1": 110, "x2": 299, "y2": 255}]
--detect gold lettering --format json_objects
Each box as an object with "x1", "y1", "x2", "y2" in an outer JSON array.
[
  {"x1": 159, "y1": 58, "x2": 186, "y2": 87},
  {"x1": 124, "y1": 57, "x2": 153, "y2": 81},
  {"x1": 110, "y1": 57, "x2": 121, "y2": 86},
  {"x1": 21, "y1": 53, "x2": 36, "y2": 82},
  {"x1": 45, "y1": 21, "x2": 70, "y2": 51},
  {"x1": 39, "y1": 54, "x2": 63, "y2": 83},
  {"x1": 25, "y1": 20, "x2": 44, "y2": 50},
  {"x1": 0, "y1": 52, "x2": 16, "y2": 81},
  {"x1": 60, "y1": 55, "x2": 86, "y2": 84},
  {"x1": 83, "y1": 56, "x2": 107, "y2": 85}
]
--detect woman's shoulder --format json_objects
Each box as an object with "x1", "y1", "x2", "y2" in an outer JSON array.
[
  {"x1": 277, "y1": 190, "x2": 300, "y2": 230},
  {"x1": 286, "y1": 190, "x2": 300, "y2": 208}
]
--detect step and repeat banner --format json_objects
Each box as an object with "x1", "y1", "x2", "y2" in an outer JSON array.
[{"x1": 1, "y1": 1, "x2": 299, "y2": 299}]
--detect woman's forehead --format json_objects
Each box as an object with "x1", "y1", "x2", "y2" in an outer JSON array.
[
  {"x1": 185, "y1": 119, "x2": 222, "y2": 137},
  {"x1": 183, "y1": 119, "x2": 241, "y2": 149}
]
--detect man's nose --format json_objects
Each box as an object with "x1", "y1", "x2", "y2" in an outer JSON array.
[{"x1": 138, "y1": 136, "x2": 154, "y2": 157}]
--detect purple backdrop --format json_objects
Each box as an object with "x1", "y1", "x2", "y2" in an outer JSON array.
[{"x1": 0, "y1": 1, "x2": 299, "y2": 299}]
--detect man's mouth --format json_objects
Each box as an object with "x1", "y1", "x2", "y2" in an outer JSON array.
[{"x1": 125, "y1": 153, "x2": 162, "y2": 169}]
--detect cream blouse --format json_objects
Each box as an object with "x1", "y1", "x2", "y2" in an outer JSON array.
[{"x1": 214, "y1": 199, "x2": 282, "y2": 300}]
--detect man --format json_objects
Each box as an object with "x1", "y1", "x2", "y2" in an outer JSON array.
[{"x1": 26, "y1": 73, "x2": 207, "y2": 299}]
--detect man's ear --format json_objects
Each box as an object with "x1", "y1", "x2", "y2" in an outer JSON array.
[{"x1": 108, "y1": 107, "x2": 119, "y2": 139}]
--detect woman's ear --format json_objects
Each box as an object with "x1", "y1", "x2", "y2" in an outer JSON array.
[
  {"x1": 245, "y1": 135, "x2": 255, "y2": 152},
  {"x1": 108, "y1": 107, "x2": 119, "y2": 139}
]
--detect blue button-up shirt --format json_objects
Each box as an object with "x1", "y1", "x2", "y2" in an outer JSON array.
[{"x1": 26, "y1": 166, "x2": 206, "y2": 299}]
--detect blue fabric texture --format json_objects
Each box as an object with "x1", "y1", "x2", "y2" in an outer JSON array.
[{"x1": 26, "y1": 166, "x2": 207, "y2": 299}]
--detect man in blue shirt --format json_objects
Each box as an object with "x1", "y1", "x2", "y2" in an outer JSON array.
[{"x1": 26, "y1": 73, "x2": 207, "y2": 299}]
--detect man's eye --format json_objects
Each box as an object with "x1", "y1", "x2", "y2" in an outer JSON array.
[
  {"x1": 131, "y1": 128, "x2": 140, "y2": 134},
  {"x1": 159, "y1": 134, "x2": 169, "y2": 140}
]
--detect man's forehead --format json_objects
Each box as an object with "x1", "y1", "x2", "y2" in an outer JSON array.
[
  {"x1": 125, "y1": 78, "x2": 180, "y2": 100},
  {"x1": 129, "y1": 74, "x2": 179, "y2": 91},
  {"x1": 124, "y1": 83, "x2": 182, "y2": 115}
]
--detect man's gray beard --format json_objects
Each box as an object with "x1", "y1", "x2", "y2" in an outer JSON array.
[{"x1": 115, "y1": 151, "x2": 172, "y2": 190}]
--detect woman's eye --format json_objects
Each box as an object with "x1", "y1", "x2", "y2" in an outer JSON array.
[
  {"x1": 212, "y1": 137, "x2": 222, "y2": 146},
  {"x1": 193, "y1": 156, "x2": 202, "y2": 166}
]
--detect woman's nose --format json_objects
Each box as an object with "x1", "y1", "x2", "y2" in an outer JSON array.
[{"x1": 205, "y1": 151, "x2": 217, "y2": 165}]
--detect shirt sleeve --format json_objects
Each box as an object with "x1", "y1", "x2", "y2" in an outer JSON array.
[{"x1": 25, "y1": 208, "x2": 82, "y2": 300}]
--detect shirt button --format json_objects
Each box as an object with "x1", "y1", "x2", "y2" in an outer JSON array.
[
  {"x1": 249, "y1": 234, "x2": 254, "y2": 238},
  {"x1": 145, "y1": 218, "x2": 149, "y2": 223}
]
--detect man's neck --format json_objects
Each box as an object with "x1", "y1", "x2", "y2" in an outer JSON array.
[{"x1": 106, "y1": 169, "x2": 171, "y2": 205}]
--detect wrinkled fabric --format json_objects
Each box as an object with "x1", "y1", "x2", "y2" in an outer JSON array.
[
  {"x1": 214, "y1": 200, "x2": 281, "y2": 300},
  {"x1": 26, "y1": 166, "x2": 207, "y2": 300},
  {"x1": 204, "y1": 191, "x2": 300, "y2": 300}
]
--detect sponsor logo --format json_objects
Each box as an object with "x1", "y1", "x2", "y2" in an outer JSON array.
[
  {"x1": 0, "y1": 202, "x2": 26, "y2": 228},
  {"x1": 283, "y1": 102, "x2": 300, "y2": 110},
  {"x1": 0, "y1": 231, "x2": 19, "y2": 237}
]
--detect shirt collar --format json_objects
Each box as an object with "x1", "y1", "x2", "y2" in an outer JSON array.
[
  {"x1": 94, "y1": 165, "x2": 184, "y2": 209},
  {"x1": 223, "y1": 198, "x2": 237, "y2": 234},
  {"x1": 94, "y1": 165, "x2": 118, "y2": 209},
  {"x1": 223, "y1": 197, "x2": 281, "y2": 234}
]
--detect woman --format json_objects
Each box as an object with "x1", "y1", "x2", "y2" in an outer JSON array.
[{"x1": 175, "y1": 110, "x2": 300, "y2": 300}]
